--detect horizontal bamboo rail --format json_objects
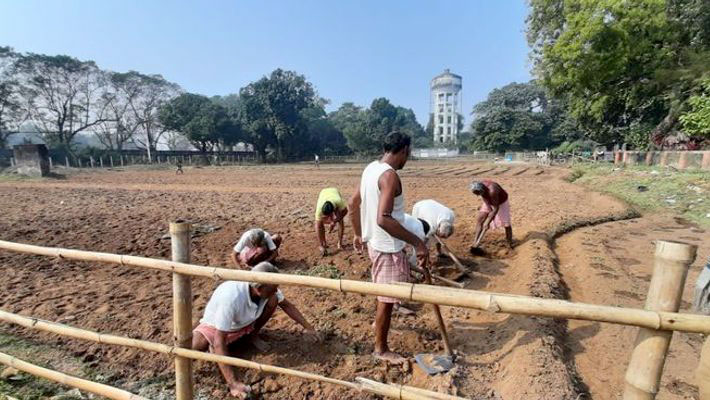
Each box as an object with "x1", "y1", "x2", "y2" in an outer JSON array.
[
  {"x1": 1, "y1": 239, "x2": 710, "y2": 333},
  {"x1": 0, "y1": 310, "x2": 463, "y2": 400},
  {"x1": 0, "y1": 351, "x2": 147, "y2": 400}
]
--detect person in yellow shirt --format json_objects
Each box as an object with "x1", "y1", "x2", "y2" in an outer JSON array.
[{"x1": 314, "y1": 187, "x2": 348, "y2": 255}]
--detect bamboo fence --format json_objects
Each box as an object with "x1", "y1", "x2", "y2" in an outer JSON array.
[
  {"x1": 0, "y1": 351, "x2": 147, "y2": 400},
  {"x1": 1, "y1": 239, "x2": 709, "y2": 334},
  {"x1": 0, "y1": 310, "x2": 464, "y2": 400}
]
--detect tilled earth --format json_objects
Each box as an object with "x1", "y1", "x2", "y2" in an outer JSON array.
[{"x1": 0, "y1": 160, "x2": 700, "y2": 399}]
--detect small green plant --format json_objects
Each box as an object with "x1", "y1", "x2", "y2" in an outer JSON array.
[{"x1": 299, "y1": 264, "x2": 343, "y2": 279}]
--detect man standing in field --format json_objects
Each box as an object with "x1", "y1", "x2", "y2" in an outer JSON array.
[
  {"x1": 314, "y1": 187, "x2": 348, "y2": 256},
  {"x1": 411, "y1": 199, "x2": 455, "y2": 259},
  {"x1": 470, "y1": 180, "x2": 513, "y2": 249},
  {"x1": 349, "y1": 131, "x2": 429, "y2": 364},
  {"x1": 230, "y1": 228, "x2": 282, "y2": 268},
  {"x1": 192, "y1": 262, "x2": 318, "y2": 399}
]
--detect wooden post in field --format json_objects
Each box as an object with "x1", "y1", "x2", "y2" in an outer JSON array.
[
  {"x1": 9, "y1": 157, "x2": 14, "y2": 167},
  {"x1": 120, "y1": 155, "x2": 124, "y2": 166},
  {"x1": 623, "y1": 240, "x2": 697, "y2": 400},
  {"x1": 90, "y1": 157, "x2": 95, "y2": 168},
  {"x1": 696, "y1": 337, "x2": 710, "y2": 399},
  {"x1": 65, "y1": 156, "x2": 70, "y2": 168},
  {"x1": 100, "y1": 157, "x2": 104, "y2": 168},
  {"x1": 170, "y1": 220, "x2": 194, "y2": 400},
  {"x1": 79, "y1": 159, "x2": 83, "y2": 168},
  {"x1": 49, "y1": 157, "x2": 53, "y2": 169},
  {"x1": 110, "y1": 156, "x2": 114, "y2": 168}
]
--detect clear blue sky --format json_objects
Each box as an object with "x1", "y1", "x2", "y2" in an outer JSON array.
[{"x1": 0, "y1": 1, "x2": 532, "y2": 126}]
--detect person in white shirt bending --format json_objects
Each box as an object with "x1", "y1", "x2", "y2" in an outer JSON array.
[
  {"x1": 411, "y1": 199, "x2": 455, "y2": 259},
  {"x1": 349, "y1": 131, "x2": 429, "y2": 365},
  {"x1": 230, "y1": 228, "x2": 282, "y2": 269},
  {"x1": 192, "y1": 262, "x2": 318, "y2": 399}
]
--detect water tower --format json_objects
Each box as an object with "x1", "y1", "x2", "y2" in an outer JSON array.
[{"x1": 430, "y1": 69, "x2": 462, "y2": 145}]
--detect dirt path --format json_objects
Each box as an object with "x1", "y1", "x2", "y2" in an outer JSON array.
[
  {"x1": 0, "y1": 161, "x2": 656, "y2": 399},
  {"x1": 557, "y1": 214, "x2": 710, "y2": 399}
]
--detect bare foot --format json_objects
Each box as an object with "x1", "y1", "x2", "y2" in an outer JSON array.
[
  {"x1": 373, "y1": 351, "x2": 407, "y2": 365},
  {"x1": 228, "y1": 383, "x2": 251, "y2": 399},
  {"x1": 249, "y1": 335, "x2": 271, "y2": 352}
]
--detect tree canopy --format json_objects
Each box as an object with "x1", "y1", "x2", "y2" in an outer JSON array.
[
  {"x1": 468, "y1": 81, "x2": 579, "y2": 152},
  {"x1": 526, "y1": 0, "x2": 710, "y2": 148}
]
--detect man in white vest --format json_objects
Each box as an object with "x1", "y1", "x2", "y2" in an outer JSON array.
[{"x1": 348, "y1": 131, "x2": 429, "y2": 364}]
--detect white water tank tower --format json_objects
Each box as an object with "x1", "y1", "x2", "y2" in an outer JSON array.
[{"x1": 430, "y1": 69, "x2": 462, "y2": 145}]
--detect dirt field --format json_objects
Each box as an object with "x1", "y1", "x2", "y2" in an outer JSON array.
[{"x1": 0, "y1": 160, "x2": 707, "y2": 399}]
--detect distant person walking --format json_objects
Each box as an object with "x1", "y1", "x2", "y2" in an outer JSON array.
[
  {"x1": 470, "y1": 180, "x2": 513, "y2": 249},
  {"x1": 349, "y1": 131, "x2": 429, "y2": 364},
  {"x1": 314, "y1": 187, "x2": 348, "y2": 256},
  {"x1": 314, "y1": 154, "x2": 320, "y2": 168}
]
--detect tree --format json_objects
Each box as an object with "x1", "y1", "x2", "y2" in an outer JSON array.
[
  {"x1": 237, "y1": 69, "x2": 318, "y2": 161},
  {"x1": 14, "y1": 53, "x2": 110, "y2": 154},
  {"x1": 526, "y1": 0, "x2": 710, "y2": 147},
  {"x1": 332, "y1": 98, "x2": 427, "y2": 154},
  {"x1": 469, "y1": 81, "x2": 574, "y2": 152},
  {"x1": 159, "y1": 93, "x2": 233, "y2": 154},
  {"x1": 121, "y1": 72, "x2": 181, "y2": 160},
  {"x1": 679, "y1": 78, "x2": 710, "y2": 140},
  {"x1": 0, "y1": 47, "x2": 23, "y2": 149}
]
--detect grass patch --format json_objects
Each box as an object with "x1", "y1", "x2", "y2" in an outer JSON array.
[
  {"x1": 296, "y1": 264, "x2": 343, "y2": 279},
  {"x1": 0, "y1": 331, "x2": 97, "y2": 400},
  {"x1": 571, "y1": 163, "x2": 710, "y2": 228}
]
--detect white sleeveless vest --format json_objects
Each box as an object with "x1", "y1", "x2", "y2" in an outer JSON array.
[{"x1": 360, "y1": 160, "x2": 405, "y2": 253}]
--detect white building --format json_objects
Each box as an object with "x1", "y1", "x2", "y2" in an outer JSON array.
[{"x1": 430, "y1": 69, "x2": 462, "y2": 145}]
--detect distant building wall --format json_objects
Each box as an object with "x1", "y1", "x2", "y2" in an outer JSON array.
[
  {"x1": 615, "y1": 151, "x2": 710, "y2": 170},
  {"x1": 13, "y1": 144, "x2": 50, "y2": 177}
]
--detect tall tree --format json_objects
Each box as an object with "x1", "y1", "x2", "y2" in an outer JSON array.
[
  {"x1": 527, "y1": 0, "x2": 710, "y2": 148},
  {"x1": 14, "y1": 53, "x2": 110, "y2": 154},
  {"x1": 159, "y1": 93, "x2": 234, "y2": 154},
  {"x1": 122, "y1": 72, "x2": 181, "y2": 160},
  {"x1": 237, "y1": 69, "x2": 318, "y2": 161},
  {"x1": 0, "y1": 47, "x2": 23, "y2": 149},
  {"x1": 333, "y1": 98, "x2": 426, "y2": 154},
  {"x1": 469, "y1": 81, "x2": 576, "y2": 152}
]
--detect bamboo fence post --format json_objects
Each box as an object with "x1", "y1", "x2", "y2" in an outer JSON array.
[
  {"x1": 49, "y1": 157, "x2": 53, "y2": 169},
  {"x1": 110, "y1": 156, "x2": 114, "y2": 168},
  {"x1": 90, "y1": 157, "x2": 95, "y2": 168},
  {"x1": 65, "y1": 156, "x2": 70, "y2": 168},
  {"x1": 100, "y1": 157, "x2": 104, "y2": 168},
  {"x1": 697, "y1": 336, "x2": 710, "y2": 400},
  {"x1": 0, "y1": 351, "x2": 146, "y2": 400},
  {"x1": 10, "y1": 157, "x2": 14, "y2": 167},
  {"x1": 623, "y1": 240, "x2": 697, "y2": 400},
  {"x1": 170, "y1": 220, "x2": 194, "y2": 400}
]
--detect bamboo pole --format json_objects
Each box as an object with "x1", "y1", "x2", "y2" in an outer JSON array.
[
  {"x1": 356, "y1": 378, "x2": 467, "y2": 400},
  {"x1": 1, "y1": 240, "x2": 710, "y2": 333},
  {"x1": 0, "y1": 310, "x2": 457, "y2": 399},
  {"x1": 170, "y1": 221, "x2": 193, "y2": 400},
  {"x1": 65, "y1": 156, "x2": 70, "y2": 168},
  {"x1": 623, "y1": 240, "x2": 697, "y2": 400},
  {"x1": 0, "y1": 351, "x2": 146, "y2": 400},
  {"x1": 697, "y1": 336, "x2": 710, "y2": 400},
  {"x1": 49, "y1": 157, "x2": 53, "y2": 169}
]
